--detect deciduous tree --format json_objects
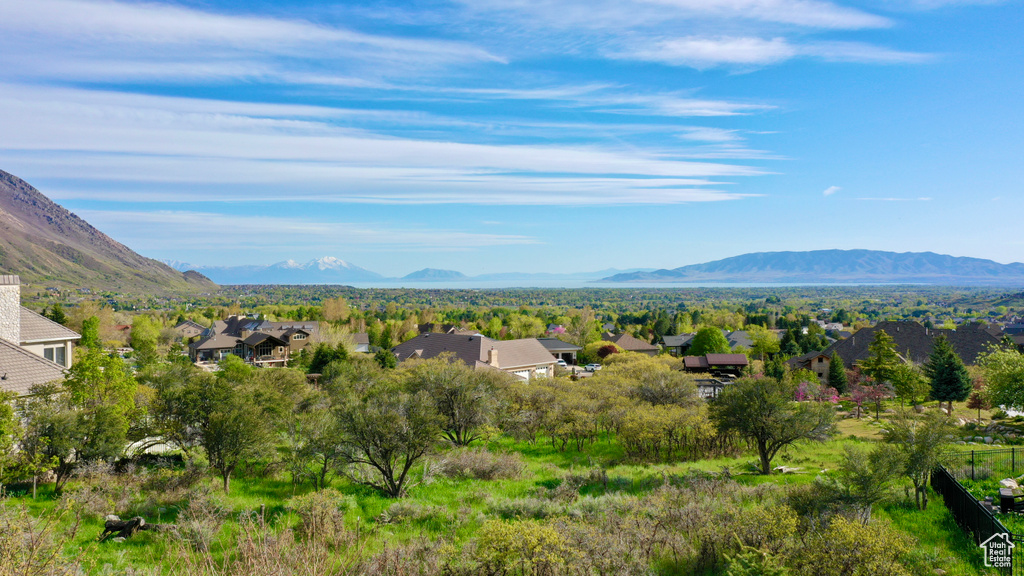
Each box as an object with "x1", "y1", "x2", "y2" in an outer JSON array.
[
  {"x1": 689, "y1": 326, "x2": 731, "y2": 356},
  {"x1": 709, "y1": 377, "x2": 834, "y2": 475},
  {"x1": 883, "y1": 410, "x2": 955, "y2": 510}
]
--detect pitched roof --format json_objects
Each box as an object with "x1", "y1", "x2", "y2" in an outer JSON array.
[
  {"x1": 705, "y1": 353, "x2": 750, "y2": 366},
  {"x1": 823, "y1": 320, "x2": 1000, "y2": 367},
  {"x1": 537, "y1": 338, "x2": 582, "y2": 352},
  {"x1": 391, "y1": 333, "x2": 555, "y2": 370},
  {"x1": 683, "y1": 354, "x2": 749, "y2": 370},
  {"x1": 725, "y1": 330, "x2": 754, "y2": 348},
  {"x1": 661, "y1": 333, "x2": 695, "y2": 347},
  {"x1": 0, "y1": 338, "x2": 66, "y2": 396},
  {"x1": 602, "y1": 332, "x2": 659, "y2": 352},
  {"x1": 241, "y1": 332, "x2": 287, "y2": 346},
  {"x1": 175, "y1": 320, "x2": 205, "y2": 331},
  {"x1": 19, "y1": 307, "x2": 80, "y2": 343}
]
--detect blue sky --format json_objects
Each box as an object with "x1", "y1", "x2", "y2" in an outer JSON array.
[{"x1": 0, "y1": 0, "x2": 1021, "y2": 276}]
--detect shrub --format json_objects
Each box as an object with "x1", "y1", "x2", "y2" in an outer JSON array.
[
  {"x1": 788, "y1": 516, "x2": 912, "y2": 576},
  {"x1": 471, "y1": 519, "x2": 570, "y2": 576},
  {"x1": 992, "y1": 409, "x2": 1009, "y2": 420},
  {"x1": 285, "y1": 488, "x2": 355, "y2": 545},
  {"x1": 435, "y1": 448, "x2": 524, "y2": 481},
  {"x1": 380, "y1": 501, "x2": 454, "y2": 528},
  {"x1": 489, "y1": 497, "x2": 562, "y2": 520},
  {"x1": 175, "y1": 490, "x2": 229, "y2": 552},
  {"x1": 0, "y1": 503, "x2": 83, "y2": 576}
]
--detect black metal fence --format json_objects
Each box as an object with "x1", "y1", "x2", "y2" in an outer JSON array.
[
  {"x1": 932, "y1": 450, "x2": 1024, "y2": 575},
  {"x1": 945, "y1": 447, "x2": 1024, "y2": 482}
]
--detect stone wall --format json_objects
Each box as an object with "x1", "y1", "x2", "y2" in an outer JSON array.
[{"x1": 0, "y1": 275, "x2": 20, "y2": 344}]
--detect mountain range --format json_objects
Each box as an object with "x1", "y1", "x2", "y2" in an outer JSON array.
[
  {"x1": 602, "y1": 250, "x2": 1024, "y2": 285},
  {"x1": 5, "y1": 167, "x2": 1024, "y2": 290},
  {"x1": 0, "y1": 169, "x2": 215, "y2": 294},
  {"x1": 162, "y1": 260, "x2": 652, "y2": 285}
]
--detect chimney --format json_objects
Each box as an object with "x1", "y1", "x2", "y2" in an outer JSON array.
[
  {"x1": 0, "y1": 275, "x2": 21, "y2": 344},
  {"x1": 487, "y1": 347, "x2": 499, "y2": 368}
]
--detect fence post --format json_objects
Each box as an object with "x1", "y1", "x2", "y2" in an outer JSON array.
[
  {"x1": 1014, "y1": 447, "x2": 1017, "y2": 476},
  {"x1": 972, "y1": 450, "x2": 976, "y2": 481}
]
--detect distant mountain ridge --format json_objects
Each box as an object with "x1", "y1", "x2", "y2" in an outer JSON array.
[
  {"x1": 402, "y1": 268, "x2": 468, "y2": 281},
  {"x1": 164, "y1": 258, "x2": 655, "y2": 285},
  {"x1": 166, "y1": 257, "x2": 384, "y2": 284},
  {"x1": 603, "y1": 250, "x2": 1024, "y2": 285},
  {"x1": 0, "y1": 169, "x2": 215, "y2": 293}
]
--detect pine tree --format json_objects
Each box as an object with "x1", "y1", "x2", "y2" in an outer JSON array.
[
  {"x1": 860, "y1": 329, "x2": 900, "y2": 384},
  {"x1": 924, "y1": 335, "x2": 971, "y2": 414},
  {"x1": 828, "y1": 351, "x2": 849, "y2": 394}
]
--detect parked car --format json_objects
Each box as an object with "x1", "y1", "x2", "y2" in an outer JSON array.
[
  {"x1": 584, "y1": 363, "x2": 602, "y2": 371},
  {"x1": 556, "y1": 359, "x2": 568, "y2": 367}
]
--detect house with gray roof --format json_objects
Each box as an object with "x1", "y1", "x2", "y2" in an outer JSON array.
[
  {"x1": 0, "y1": 275, "x2": 79, "y2": 395},
  {"x1": 392, "y1": 333, "x2": 556, "y2": 381},
  {"x1": 537, "y1": 338, "x2": 581, "y2": 363},
  {"x1": 189, "y1": 315, "x2": 321, "y2": 366},
  {"x1": 602, "y1": 332, "x2": 659, "y2": 356},
  {"x1": 661, "y1": 333, "x2": 696, "y2": 356}
]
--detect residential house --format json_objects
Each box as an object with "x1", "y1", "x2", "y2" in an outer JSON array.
[
  {"x1": 811, "y1": 320, "x2": 1002, "y2": 379},
  {"x1": 725, "y1": 330, "x2": 754, "y2": 350},
  {"x1": 601, "y1": 332, "x2": 659, "y2": 356},
  {"x1": 787, "y1": 351, "x2": 833, "y2": 382},
  {"x1": 174, "y1": 320, "x2": 206, "y2": 339},
  {"x1": 537, "y1": 338, "x2": 581, "y2": 363},
  {"x1": 351, "y1": 332, "x2": 371, "y2": 353},
  {"x1": 661, "y1": 333, "x2": 696, "y2": 356},
  {"x1": 391, "y1": 333, "x2": 556, "y2": 381},
  {"x1": 189, "y1": 315, "x2": 320, "y2": 366},
  {"x1": 0, "y1": 275, "x2": 80, "y2": 395},
  {"x1": 682, "y1": 354, "x2": 749, "y2": 378}
]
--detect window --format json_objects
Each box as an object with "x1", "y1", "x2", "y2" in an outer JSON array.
[
  {"x1": 44, "y1": 346, "x2": 67, "y2": 367},
  {"x1": 292, "y1": 333, "x2": 306, "y2": 340}
]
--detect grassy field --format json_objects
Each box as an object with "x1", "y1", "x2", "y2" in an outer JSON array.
[{"x1": 1, "y1": 419, "x2": 1003, "y2": 576}]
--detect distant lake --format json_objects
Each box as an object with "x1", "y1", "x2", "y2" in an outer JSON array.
[{"x1": 342, "y1": 280, "x2": 890, "y2": 289}]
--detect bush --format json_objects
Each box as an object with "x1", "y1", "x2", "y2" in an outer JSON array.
[
  {"x1": 380, "y1": 501, "x2": 454, "y2": 528},
  {"x1": 285, "y1": 488, "x2": 355, "y2": 545},
  {"x1": 489, "y1": 497, "x2": 562, "y2": 520},
  {"x1": 0, "y1": 503, "x2": 83, "y2": 576},
  {"x1": 436, "y1": 448, "x2": 524, "y2": 481},
  {"x1": 471, "y1": 519, "x2": 570, "y2": 575},
  {"x1": 992, "y1": 409, "x2": 1009, "y2": 420},
  {"x1": 175, "y1": 490, "x2": 229, "y2": 552},
  {"x1": 788, "y1": 516, "x2": 912, "y2": 576}
]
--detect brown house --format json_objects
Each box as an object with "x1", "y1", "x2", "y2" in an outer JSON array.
[
  {"x1": 189, "y1": 316, "x2": 319, "y2": 367},
  {"x1": 683, "y1": 354, "x2": 749, "y2": 378}
]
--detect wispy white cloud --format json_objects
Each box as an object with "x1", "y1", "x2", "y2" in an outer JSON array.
[
  {"x1": 74, "y1": 209, "x2": 540, "y2": 251},
  {"x1": 456, "y1": 0, "x2": 890, "y2": 30},
  {"x1": 0, "y1": 0, "x2": 501, "y2": 84},
  {"x1": 626, "y1": 37, "x2": 798, "y2": 68},
  {"x1": 617, "y1": 36, "x2": 931, "y2": 68},
  {"x1": 0, "y1": 84, "x2": 762, "y2": 205},
  {"x1": 823, "y1": 185, "x2": 841, "y2": 196}
]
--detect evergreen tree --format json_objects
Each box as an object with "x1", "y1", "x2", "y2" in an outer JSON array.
[
  {"x1": 925, "y1": 335, "x2": 971, "y2": 414},
  {"x1": 827, "y1": 352, "x2": 849, "y2": 394},
  {"x1": 46, "y1": 304, "x2": 68, "y2": 326},
  {"x1": 860, "y1": 329, "x2": 900, "y2": 384}
]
